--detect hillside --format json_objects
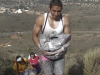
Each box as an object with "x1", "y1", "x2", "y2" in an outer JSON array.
[
  {"x1": 0, "y1": 2, "x2": 100, "y2": 75},
  {"x1": 0, "y1": 2, "x2": 100, "y2": 32}
]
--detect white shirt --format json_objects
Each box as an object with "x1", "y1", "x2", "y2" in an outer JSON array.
[{"x1": 42, "y1": 13, "x2": 64, "y2": 36}]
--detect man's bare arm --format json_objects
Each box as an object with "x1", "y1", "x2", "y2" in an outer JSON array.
[
  {"x1": 32, "y1": 15, "x2": 44, "y2": 47},
  {"x1": 63, "y1": 16, "x2": 71, "y2": 34},
  {"x1": 63, "y1": 16, "x2": 71, "y2": 47}
]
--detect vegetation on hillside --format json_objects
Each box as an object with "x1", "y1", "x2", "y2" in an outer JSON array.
[{"x1": 0, "y1": 2, "x2": 100, "y2": 75}]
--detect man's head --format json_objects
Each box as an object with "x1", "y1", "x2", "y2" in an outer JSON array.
[
  {"x1": 49, "y1": 0, "x2": 63, "y2": 20},
  {"x1": 49, "y1": 0, "x2": 63, "y2": 9}
]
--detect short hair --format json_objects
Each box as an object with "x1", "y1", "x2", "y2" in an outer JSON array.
[{"x1": 49, "y1": 0, "x2": 63, "y2": 9}]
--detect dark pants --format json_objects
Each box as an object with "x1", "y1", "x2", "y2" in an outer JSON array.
[{"x1": 36, "y1": 65, "x2": 41, "y2": 74}]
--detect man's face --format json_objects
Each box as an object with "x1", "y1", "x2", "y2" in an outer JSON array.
[{"x1": 49, "y1": 6, "x2": 62, "y2": 20}]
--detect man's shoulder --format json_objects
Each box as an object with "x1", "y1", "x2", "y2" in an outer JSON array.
[
  {"x1": 37, "y1": 13, "x2": 48, "y2": 19},
  {"x1": 35, "y1": 14, "x2": 44, "y2": 24},
  {"x1": 35, "y1": 13, "x2": 46, "y2": 25},
  {"x1": 62, "y1": 14, "x2": 69, "y2": 22},
  {"x1": 36, "y1": 13, "x2": 45, "y2": 20},
  {"x1": 62, "y1": 14, "x2": 69, "y2": 19}
]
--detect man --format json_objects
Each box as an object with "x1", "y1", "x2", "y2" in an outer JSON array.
[{"x1": 32, "y1": 0, "x2": 71, "y2": 75}]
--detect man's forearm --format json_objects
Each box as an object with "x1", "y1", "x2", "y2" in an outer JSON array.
[
  {"x1": 32, "y1": 36, "x2": 40, "y2": 48},
  {"x1": 63, "y1": 34, "x2": 71, "y2": 47}
]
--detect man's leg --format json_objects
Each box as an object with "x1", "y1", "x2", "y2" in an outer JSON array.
[
  {"x1": 41, "y1": 60, "x2": 54, "y2": 75},
  {"x1": 54, "y1": 58, "x2": 65, "y2": 75}
]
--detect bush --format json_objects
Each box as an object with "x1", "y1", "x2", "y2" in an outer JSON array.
[{"x1": 83, "y1": 48, "x2": 100, "y2": 75}]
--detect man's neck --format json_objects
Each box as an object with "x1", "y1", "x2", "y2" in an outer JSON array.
[{"x1": 49, "y1": 13, "x2": 61, "y2": 21}]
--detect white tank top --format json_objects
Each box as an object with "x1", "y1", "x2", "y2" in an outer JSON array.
[{"x1": 42, "y1": 13, "x2": 64, "y2": 36}]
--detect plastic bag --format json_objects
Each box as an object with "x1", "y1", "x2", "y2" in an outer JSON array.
[
  {"x1": 39, "y1": 33, "x2": 70, "y2": 51},
  {"x1": 39, "y1": 33, "x2": 70, "y2": 60}
]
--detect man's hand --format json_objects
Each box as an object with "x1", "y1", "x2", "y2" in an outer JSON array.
[
  {"x1": 38, "y1": 44, "x2": 66, "y2": 56},
  {"x1": 38, "y1": 44, "x2": 50, "y2": 55},
  {"x1": 46, "y1": 46, "x2": 65, "y2": 55}
]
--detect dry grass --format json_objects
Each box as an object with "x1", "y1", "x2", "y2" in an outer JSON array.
[{"x1": 83, "y1": 48, "x2": 100, "y2": 75}]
